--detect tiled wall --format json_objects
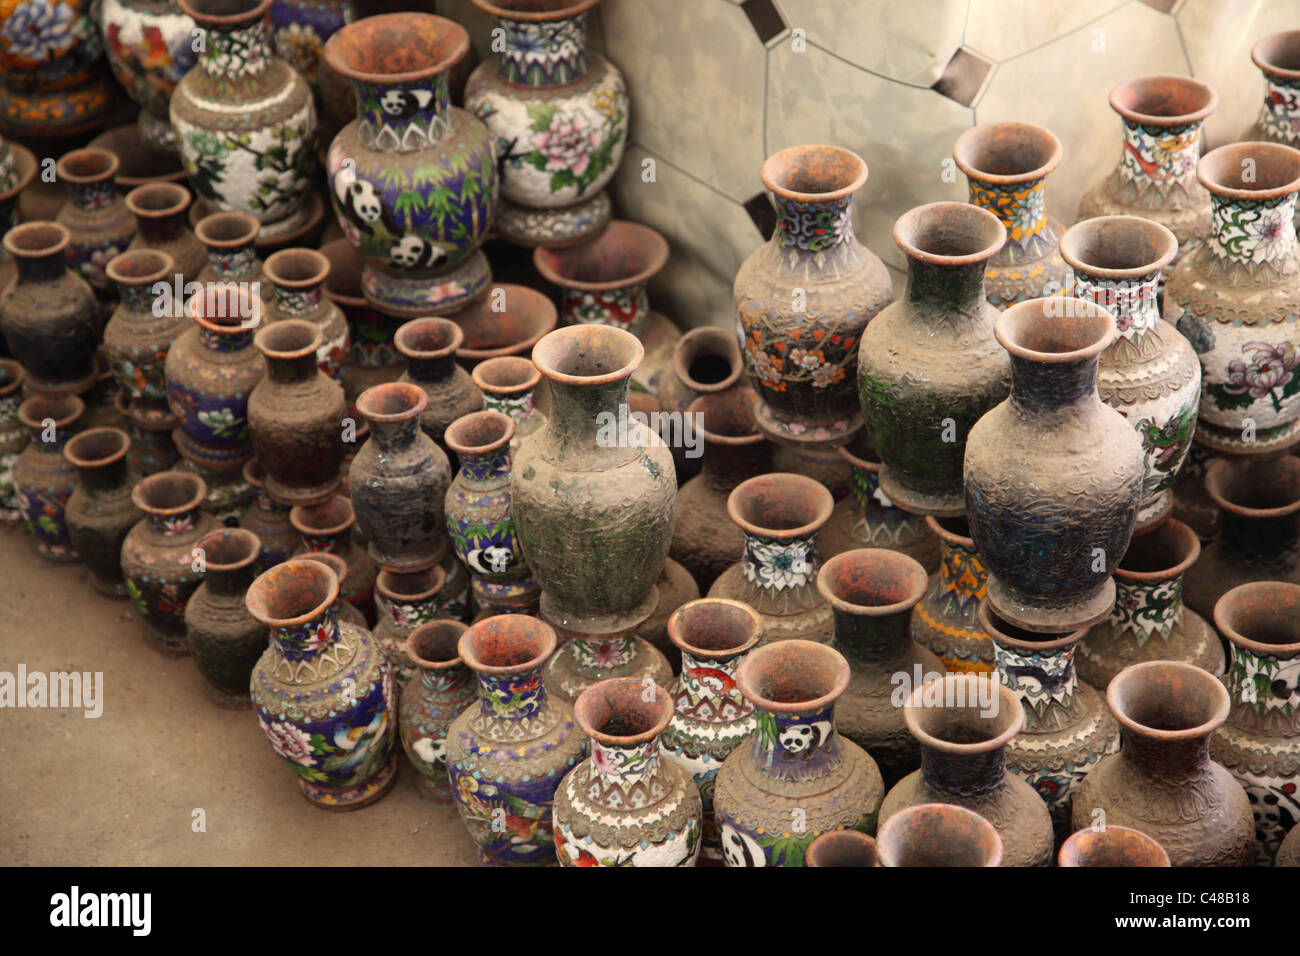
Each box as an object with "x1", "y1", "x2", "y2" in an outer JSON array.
[{"x1": 441, "y1": 0, "x2": 1300, "y2": 331}]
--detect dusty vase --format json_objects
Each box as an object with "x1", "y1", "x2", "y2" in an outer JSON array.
[
  {"x1": 876, "y1": 803, "x2": 1003, "y2": 867},
  {"x1": 399, "y1": 620, "x2": 474, "y2": 802},
  {"x1": 805, "y1": 829, "x2": 879, "y2": 867},
  {"x1": 13, "y1": 394, "x2": 84, "y2": 561},
  {"x1": 262, "y1": 247, "x2": 349, "y2": 381},
  {"x1": 124, "y1": 182, "x2": 206, "y2": 287},
  {"x1": 185, "y1": 527, "x2": 265, "y2": 707},
  {"x1": 64, "y1": 427, "x2": 141, "y2": 596},
  {"x1": 239, "y1": 458, "x2": 297, "y2": 572},
  {"x1": 394, "y1": 317, "x2": 483, "y2": 446},
  {"x1": 0, "y1": 360, "x2": 27, "y2": 521},
  {"x1": 55, "y1": 147, "x2": 136, "y2": 319},
  {"x1": 103, "y1": 249, "x2": 184, "y2": 431},
  {"x1": 290, "y1": 494, "x2": 376, "y2": 624}
]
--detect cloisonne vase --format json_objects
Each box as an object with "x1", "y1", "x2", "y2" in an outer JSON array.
[
  {"x1": 239, "y1": 458, "x2": 296, "y2": 572},
  {"x1": 124, "y1": 181, "x2": 206, "y2": 287},
  {"x1": 446, "y1": 614, "x2": 587, "y2": 866},
  {"x1": 911, "y1": 515, "x2": 993, "y2": 674},
  {"x1": 1240, "y1": 31, "x2": 1300, "y2": 226},
  {"x1": 0, "y1": 360, "x2": 27, "y2": 521},
  {"x1": 172, "y1": 0, "x2": 317, "y2": 240},
  {"x1": 464, "y1": 0, "x2": 627, "y2": 247},
  {"x1": 99, "y1": 0, "x2": 199, "y2": 153},
  {"x1": 55, "y1": 148, "x2": 135, "y2": 319},
  {"x1": 291, "y1": 494, "x2": 376, "y2": 624},
  {"x1": 734, "y1": 144, "x2": 892, "y2": 449},
  {"x1": 12, "y1": 394, "x2": 83, "y2": 560},
  {"x1": 1058, "y1": 825, "x2": 1170, "y2": 868},
  {"x1": 103, "y1": 249, "x2": 184, "y2": 430},
  {"x1": 0, "y1": 136, "x2": 35, "y2": 297},
  {"x1": 269, "y1": 0, "x2": 349, "y2": 93},
  {"x1": 1060, "y1": 216, "x2": 1200, "y2": 531},
  {"x1": 262, "y1": 247, "x2": 349, "y2": 381},
  {"x1": 554, "y1": 678, "x2": 703, "y2": 867},
  {"x1": 248, "y1": 558, "x2": 398, "y2": 810},
  {"x1": 64, "y1": 427, "x2": 141, "y2": 596},
  {"x1": 1165, "y1": 142, "x2": 1300, "y2": 456},
  {"x1": 953, "y1": 121, "x2": 1073, "y2": 308},
  {"x1": 713, "y1": 640, "x2": 884, "y2": 868},
  {"x1": 323, "y1": 13, "x2": 495, "y2": 317},
  {"x1": 857, "y1": 201, "x2": 1010, "y2": 516},
  {"x1": 472, "y1": 356, "x2": 546, "y2": 454},
  {"x1": 195, "y1": 211, "x2": 268, "y2": 297},
  {"x1": 399, "y1": 620, "x2": 473, "y2": 802}
]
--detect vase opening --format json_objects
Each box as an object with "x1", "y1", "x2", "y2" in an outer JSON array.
[
  {"x1": 904, "y1": 674, "x2": 1022, "y2": 750},
  {"x1": 355, "y1": 381, "x2": 429, "y2": 422},
  {"x1": 893, "y1": 201, "x2": 1006, "y2": 264},
  {"x1": 454, "y1": 286, "x2": 558, "y2": 361},
  {"x1": 395, "y1": 317, "x2": 462, "y2": 361},
  {"x1": 995, "y1": 298, "x2": 1113, "y2": 361},
  {"x1": 197, "y1": 528, "x2": 260, "y2": 571},
  {"x1": 735, "y1": 639, "x2": 849, "y2": 711},
  {"x1": 64, "y1": 428, "x2": 130, "y2": 470},
  {"x1": 1059, "y1": 216, "x2": 1178, "y2": 277},
  {"x1": 195, "y1": 212, "x2": 260, "y2": 250},
  {"x1": 289, "y1": 496, "x2": 354, "y2": 539},
  {"x1": 1109, "y1": 75, "x2": 1217, "y2": 126},
  {"x1": 953, "y1": 122, "x2": 1063, "y2": 183},
  {"x1": 1107, "y1": 661, "x2": 1229, "y2": 737},
  {"x1": 263, "y1": 248, "x2": 328, "y2": 290},
  {"x1": 1117, "y1": 518, "x2": 1199, "y2": 578},
  {"x1": 459, "y1": 614, "x2": 557, "y2": 673},
  {"x1": 817, "y1": 549, "x2": 928, "y2": 614},
  {"x1": 17, "y1": 394, "x2": 83, "y2": 432},
  {"x1": 728, "y1": 473, "x2": 834, "y2": 539},
  {"x1": 1213, "y1": 582, "x2": 1300, "y2": 654},
  {"x1": 56, "y1": 148, "x2": 119, "y2": 184},
  {"x1": 408, "y1": 620, "x2": 468, "y2": 668},
  {"x1": 1253, "y1": 30, "x2": 1300, "y2": 79},
  {"x1": 105, "y1": 250, "x2": 173, "y2": 288},
  {"x1": 927, "y1": 513, "x2": 972, "y2": 545},
  {"x1": 1198, "y1": 143, "x2": 1300, "y2": 198},
  {"x1": 672, "y1": 327, "x2": 743, "y2": 393},
  {"x1": 3, "y1": 221, "x2": 70, "y2": 260},
  {"x1": 323, "y1": 13, "x2": 469, "y2": 85},
  {"x1": 806, "y1": 830, "x2": 879, "y2": 867},
  {"x1": 877, "y1": 803, "x2": 1002, "y2": 867},
  {"x1": 534, "y1": 221, "x2": 669, "y2": 290},
  {"x1": 1205, "y1": 457, "x2": 1300, "y2": 517},
  {"x1": 131, "y1": 471, "x2": 207, "y2": 515},
  {"x1": 574, "y1": 677, "x2": 672, "y2": 744},
  {"x1": 445, "y1": 410, "x2": 514, "y2": 456},
  {"x1": 667, "y1": 598, "x2": 762, "y2": 657},
  {"x1": 690, "y1": 388, "x2": 762, "y2": 445},
  {"x1": 760, "y1": 144, "x2": 868, "y2": 201},
  {"x1": 472, "y1": 356, "x2": 541, "y2": 395},
  {"x1": 191, "y1": 282, "x2": 262, "y2": 331},
  {"x1": 1058, "y1": 825, "x2": 1170, "y2": 867},
  {"x1": 531, "y1": 325, "x2": 644, "y2": 385},
  {"x1": 125, "y1": 183, "x2": 191, "y2": 220},
  {"x1": 377, "y1": 565, "x2": 446, "y2": 605},
  {"x1": 255, "y1": 319, "x2": 322, "y2": 359},
  {"x1": 245, "y1": 559, "x2": 339, "y2": 628}
]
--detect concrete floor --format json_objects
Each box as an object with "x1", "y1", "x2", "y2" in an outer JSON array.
[{"x1": 0, "y1": 522, "x2": 478, "y2": 866}]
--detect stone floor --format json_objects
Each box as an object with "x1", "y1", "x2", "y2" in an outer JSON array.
[{"x1": 0, "y1": 521, "x2": 478, "y2": 866}]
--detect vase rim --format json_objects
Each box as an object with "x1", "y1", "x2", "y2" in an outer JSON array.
[
  {"x1": 444, "y1": 409, "x2": 515, "y2": 457},
  {"x1": 377, "y1": 564, "x2": 446, "y2": 604},
  {"x1": 734, "y1": 639, "x2": 850, "y2": 714},
  {"x1": 196, "y1": 527, "x2": 261, "y2": 573},
  {"x1": 1204, "y1": 457, "x2": 1300, "y2": 519},
  {"x1": 125, "y1": 182, "x2": 191, "y2": 220},
  {"x1": 55, "y1": 147, "x2": 120, "y2": 185},
  {"x1": 0, "y1": 142, "x2": 35, "y2": 204},
  {"x1": 255, "y1": 318, "x2": 323, "y2": 360},
  {"x1": 877, "y1": 803, "x2": 1003, "y2": 868},
  {"x1": 323, "y1": 13, "x2": 469, "y2": 87},
  {"x1": 17, "y1": 393, "x2": 83, "y2": 431},
  {"x1": 64, "y1": 427, "x2": 130, "y2": 470},
  {"x1": 924, "y1": 514, "x2": 973, "y2": 548},
  {"x1": 262, "y1": 248, "x2": 329, "y2": 291},
  {"x1": 977, "y1": 598, "x2": 1085, "y2": 655},
  {"x1": 195, "y1": 211, "x2": 261, "y2": 250},
  {"x1": 760, "y1": 144, "x2": 868, "y2": 204},
  {"x1": 817, "y1": 548, "x2": 928, "y2": 617},
  {"x1": 727, "y1": 472, "x2": 834, "y2": 540},
  {"x1": 1114, "y1": 517, "x2": 1199, "y2": 582},
  {"x1": 1253, "y1": 30, "x2": 1300, "y2": 82},
  {"x1": 296, "y1": 550, "x2": 349, "y2": 584},
  {"x1": 355, "y1": 380, "x2": 429, "y2": 424},
  {"x1": 1198, "y1": 142, "x2": 1300, "y2": 202},
  {"x1": 407, "y1": 620, "x2": 469, "y2": 670},
  {"x1": 805, "y1": 829, "x2": 879, "y2": 867},
  {"x1": 3, "y1": 220, "x2": 70, "y2": 260},
  {"x1": 105, "y1": 249, "x2": 174, "y2": 289},
  {"x1": 1213, "y1": 581, "x2": 1300, "y2": 656},
  {"x1": 667, "y1": 598, "x2": 762, "y2": 660},
  {"x1": 0, "y1": 359, "x2": 24, "y2": 398},
  {"x1": 995, "y1": 298, "x2": 1115, "y2": 364},
  {"x1": 395, "y1": 316, "x2": 463, "y2": 362},
  {"x1": 573, "y1": 677, "x2": 673, "y2": 747},
  {"x1": 179, "y1": 0, "x2": 271, "y2": 27},
  {"x1": 471, "y1": 355, "x2": 542, "y2": 395},
  {"x1": 531, "y1": 324, "x2": 644, "y2": 388},
  {"x1": 188, "y1": 283, "x2": 264, "y2": 334},
  {"x1": 903, "y1": 674, "x2": 1023, "y2": 753},
  {"x1": 953, "y1": 121, "x2": 1063, "y2": 186},
  {"x1": 1107, "y1": 660, "x2": 1230, "y2": 741},
  {"x1": 472, "y1": 0, "x2": 601, "y2": 22},
  {"x1": 893, "y1": 201, "x2": 1006, "y2": 267},
  {"x1": 459, "y1": 613, "x2": 557, "y2": 676},
  {"x1": 1057, "y1": 825, "x2": 1170, "y2": 867},
  {"x1": 455, "y1": 286, "x2": 558, "y2": 362},
  {"x1": 245, "y1": 558, "x2": 340, "y2": 629},
  {"x1": 671, "y1": 326, "x2": 743, "y2": 394},
  {"x1": 532, "y1": 221, "x2": 669, "y2": 292},
  {"x1": 687, "y1": 388, "x2": 765, "y2": 448},
  {"x1": 1109, "y1": 74, "x2": 1218, "y2": 127},
  {"x1": 131, "y1": 470, "x2": 207, "y2": 516},
  {"x1": 1059, "y1": 215, "x2": 1178, "y2": 280},
  {"x1": 289, "y1": 495, "x2": 354, "y2": 538}
]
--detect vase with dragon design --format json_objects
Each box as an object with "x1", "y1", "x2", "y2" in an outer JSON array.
[
  {"x1": 100, "y1": 0, "x2": 198, "y2": 152},
  {"x1": 12, "y1": 393, "x2": 82, "y2": 560},
  {"x1": 399, "y1": 619, "x2": 473, "y2": 802}
]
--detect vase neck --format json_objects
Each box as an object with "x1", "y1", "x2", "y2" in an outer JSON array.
[
  {"x1": 420, "y1": 661, "x2": 470, "y2": 695},
  {"x1": 197, "y1": 11, "x2": 276, "y2": 94},
  {"x1": 742, "y1": 529, "x2": 818, "y2": 593},
  {"x1": 678, "y1": 649, "x2": 753, "y2": 719},
  {"x1": 483, "y1": 387, "x2": 535, "y2": 424},
  {"x1": 369, "y1": 415, "x2": 421, "y2": 451},
  {"x1": 772, "y1": 193, "x2": 863, "y2": 273},
  {"x1": 207, "y1": 563, "x2": 257, "y2": 597},
  {"x1": 31, "y1": 420, "x2": 76, "y2": 451},
  {"x1": 458, "y1": 445, "x2": 511, "y2": 485},
  {"x1": 1221, "y1": 510, "x2": 1299, "y2": 563},
  {"x1": 146, "y1": 505, "x2": 201, "y2": 536},
  {"x1": 1121, "y1": 727, "x2": 1212, "y2": 780},
  {"x1": 968, "y1": 176, "x2": 1052, "y2": 260},
  {"x1": 66, "y1": 177, "x2": 118, "y2": 213},
  {"x1": 353, "y1": 74, "x2": 453, "y2": 153},
  {"x1": 830, "y1": 606, "x2": 913, "y2": 667},
  {"x1": 570, "y1": 635, "x2": 635, "y2": 673},
  {"x1": 1208, "y1": 193, "x2": 1298, "y2": 266},
  {"x1": 200, "y1": 325, "x2": 256, "y2": 353},
  {"x1": 14, "y1": 249, "x2": 66, "y2": 283},
  {"x1": 206, "y1": 244, "x2": 258, "y2": 282},
  {"x1": 1117, "y1": 119, "x2": 1203, "y2": 191},
  {"x1": 1111, "y1": 571, "x2": 1185, "y2": 646},
  {"x1": 273, "y1": 282, "x2": 325, "y2": 320},
  {"x1": 475, "y1": 664, "x2": 547, "y2": 721},
  {"x1": 493, "y1": 11, "x2": 589, "y2": 87},
  {"x1": 1257, "y1": 73, "x2": 1300, "y2": 144},
  {"x1": 118, "y1": 281, "x2": 159, "y2": 315},
  {"x1": 993, "y1": 640, "x2": 1080, "y2": 729},
  {"x1": 560, "y1": 283, "x2": 650, "y2": 332},
  {"x1": 76, "y1": 456, "x2": 130, "y2": 495},
  {"x1": 407, "y1": 352, "x2": 457, "y2": 388},
  {"x1": 1074, "y1": 269, "x2": 1162, "y2": 349},
  {"x1": 377, "y1": 588, "x2": 440, "y2": 632},
  {"x1": 1226, "y1": 644, "x2": 1300, "y2": 723},
  {"x1": 270, "y1": 605, "x2": 342, "y2": 660},
  {"x1": 920, "y1": 742, "x2": 1006, "y2": 797},
  {"x1": 1009, "y1": 354, "x2": 1099, "y2": 414},
  {"x1": 300, "y1": 528, "x2": 347, "y2": 555},
  {"x1": 266, "y1": 353, "x2": 318, "y2": 383},
  {"x1": 548, "y1": 376, "x2": 634, "y2": 458},
  {"x1": 905, "y1": 256, "x2": 988, "y2": 315},
  {"x1": 590, "y1": 737, "x2": 663, "y2": 793},
  {"x1": 136, "y1": 214, "x2": 186, "y2": 246},
  {"x1": 750, "y1": 700, "x2": 844, "y2": 781}
]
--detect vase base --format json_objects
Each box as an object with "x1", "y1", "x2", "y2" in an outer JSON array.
[
  {"x1": 366, "y1": 546, "x2": 440, "y2": 574},
  {"x1": 877, "y1": 467, "x2": 965, "y2": 518},
  {"x1": 1194, "y1": 417, "x2": 1300, "y2": 460},
  {"x1": 361, "y1": 250, "x2": 492, "y2": 319},
  {"x1": 298, "y1": 751, "x2": 398, "y2": 811},
  {"x1": 472, "y1": 574, "x2": 542, "y2": 615},
  {"x1": 753, "y1": 401, "x2": 862, "y2": 452},
  {"x1": 986, "y1": 574, "x2": 1115, "y2": 634},
  {"x1": 540, "y1": 585, "x2": 659, "y2": 642},
  {"x1": 491, "y1": 192, "x2": 612, "y2": 249}
]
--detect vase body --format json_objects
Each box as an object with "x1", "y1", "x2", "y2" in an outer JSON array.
[
  {"x1": 263, "y1": 247, "x2": 348, "y2": 381},
  {"x1": 125, "y1": 182, "x2": 206, "y2": 287},
  {"x1": 446, "y1": 615, "x2": 587, "y2": 866},
  {"x1": 324, "y1": 13, "x2": 495, "y2": 316},
  {"x1": 471, "y1": 354, "x2": 546, "y2": 454},
  {"x1": 735, "y1": 145, "x2": 892, "y2": 449},
  {"x1": 1079, "y1": 518, "x2": 1223, "y2": 688},
  {"x1": 64, "y1": 427, "x2": 140, "y2": 595},
  {"x1": 911, "y1": 515, "x2": 993, "y2": 673},
  {"x1": 100, "y1": 0, "x2": 198, "y2": 152},
  {"x1": 291, "y1": 494, "x2": 375, "y2": 624},
  {"x1": 172, "y1": 0, "x2": 317, "y2": 237},
  {"x1": 13, "y1": 394, "x2": 82, "y2": 560},
  {"x1": 880, "y1": 674, "x2": 1055, "y2": 866},
  {"x1": 1072, "y1": 660, "x2": 1255, "y2": 867},
  {"x1": 184, "y1": 527, "x2": 264, "y2": 707},
  {"x1": 55, "y1": 148, "x2": 136, "y2": 319},
  {"x1": 0, "y1": 359, "x2": 27, "y2": 521},
  {"x1": 965, "y1": 299, "x2": 1144, "y2": 632},
  {"x1": 394, "y1": 317, "x2": 483, "y2": 445},
  {"x1": 399, "y1": 620, "x2": 473, "y2": 801},
  {"x1": 103, "y1": 249, "x2": 185, "y2": 430},
  {"x1": 238, "y1": 457, "x2": 296, "y2": 572},
  {"x1": 464, "y1": 0, "x2": 625, "y2": 247},
  {"x1": 1062, "y1": 216, "x2": 1200, "y2": 530},
  {"x1": 858, "y1": 201, "x2": 1010, "y2": 515},
  {"x1": 1165, "y1": 142, "x2": 1300, "y2": 456},
  {"x1": 248, "y1": 558, "x2": 397, "y2": 809},
  {"x1": 714, "y1": 640, "x2": 884, "y2": 867}
]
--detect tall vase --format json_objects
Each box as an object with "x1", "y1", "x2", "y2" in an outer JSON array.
[
  {"x1": 464, "y1": 0, "x2": 626, "y2": 248},
  {"x1": 1072, "y1": 660, "x2": 1255, "y2": 867},
  {"x1": 64, "y1": 427, "x2": 140, "y2": 595},
  {"x1": 446, "y1": 614, "x2": 587, "y2": 866},
  {"x1": 1077, "y1": 75, "x2": 1217, "y2": 276},
  {"x1": 323, "y1": 13, "x2": 495, "y2": 316},
  {"x1": 290, "y1": 494, "x2": 376, "y2": 624},
  {"x1": 953, "y1": 122, "x2": 1073, "y2": 308},
  {"x1": 879, "y1": 673, "x2": 1054, "y2": 866},
  {"x1": 172, "y1": 0, "x2": 316, "y2": 238},
  {"x1": 513, "y1": 325, "x2": 675, "y2": 640},
  {"x1": 185, "y1": 527, "x2": 264, "y2": 707},
  {"x1": 0, "y1": 359, "x2": 27, "y2": 521},
  {"x1": 262, "y1": 247, "x2": 349, "y2": 381},
  {"x1": 858, "y1": 201, "x2": 1010, "y2": 515},
  {"x1": 965, "y1": 298, "x2": 1144, "y2": 632},
  {"x1": 103, "y1": 249, "x2": 184, "y2": 431},
  {"x1": 394, "y1": 317, "x2": 483, "y2": 446},
  {"x1": 399, "y1": 619, "x2": 473, "y2": 802},
  {"x1": 1165, "y1": 142, "x2": 1300, "y2": 456},
  {"x1": 1061, "y1": 216, "x2": 1200, "y2": 530},
  {"x1": 99, "y1": 0, "x2": 199, "y2": 153},
  {"x1": 708, "y1": 472, "x2": 834, "y2": 645},
  {"x1": 1211, "y1": 582, "x2": 1300, "y2": 862},
  {"x1": 124, "y1": 182, "x2": 206, "y2": 287},
  {"x1": 816, "y1": 548, "x2": 943, "y2": 787},
  {"x1": 55, "y1": 147, "x2": 136, "y2": 319},
  {"x1": 471, "y1": 355, "x2": 546, "y2": 453},
  {"x1": 735, "y1": 144, "x2": 892, "y2": 449},
  {"x1": 13, "y1": 394, "x2": 83, "y2": 560},
  {"x1": 713, "y1": 640, "x2": 884, "y2": 867},
  {"x1": 247, "y1": 558, "x2": 397, "y2": 809},
  {"x1": 1080, "y1": 517, "x2": 1223, "y2": 689},
  {"x1": 911, "y1": 515, "x2": 993, "y2": 673}
]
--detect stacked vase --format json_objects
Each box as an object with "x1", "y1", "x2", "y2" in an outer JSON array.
[{"x1": 55, "y1": 147, "x2": 136, "y2": 320}]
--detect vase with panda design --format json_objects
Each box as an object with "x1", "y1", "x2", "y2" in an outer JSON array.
[{"x1": 323, "y1": 13, "x2": 496, "y2": 318}]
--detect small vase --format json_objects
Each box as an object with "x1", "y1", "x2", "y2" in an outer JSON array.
[
  {"x1": 350, "y1": 381, "x2": 451, "y2": 571},
  {"x1": 1071, "y1": 660, "x2": 1255, "y2": 867},
  {"x1": 911, "y1": 515, "x2": 993, "y2": 674},
  {"x1": 658, "y1": 598, "x2": 761, "y2": 865},
  {"x1": 172, "y1": 0, "x2": 316, "y2": 238},
  {"x1": 446, "y1": 614, "x2": 588, "y2": 866},
  {"x1": 670, "y1": 387, "x2": 769, "y2": 593},
  {"x1": 876, "y1": 803, "x2": 1003, "y2": 867},
  {"x1": 980, "y1": 601, "x2": 1120, "y2": 839},
  {"x1": 290, "y1": 494, "x2": 376, "y2": 625},
  {"x1": 806, "y1": 830, "x2": 879, "y2": 867},
  {"x1": 708, "y1": 472, "x2": 834, "y2": 646},
  {"x1": 554, "y1": 677, "x2": 702, "y2": 866},
  {"x1": 1211, "y1": 582, "x2": 1300, "y2": 862},
  {"x1": 471, "y1": 356, "x2": 545, "y2": 453},
  {"x1": 400, "y1": 620, "x2": 473, "y2": 801},
  {"x1": 294, "y1": 550, "x2": 366, "y2": 628},
  {"x1": 0, "y1": 359, "x2": 28, "y2": 521},
  {"x1": 1239, "y1": 31, "x2": 1300, "y2": 221},
  {"x1": 239, "y1": 457, "x2": 297, "y2": 572},
  {"x1": 735, "y1": 145, "x2": 893, "y2": 449},
  {"x1": 817, "y1": 548, "x2": 943, "y2": 787},
  {"x1": 394, "y1": 317, "x2": 483, "y2": 447},
  {"x1": 55, "y1": 148, "x2": 136, "y2": 319},
  {"x1": 13, "y1": 394, "x2": 83, "y2": 560},
  {"x1": 175, "y1": 457, "x2": 252, "y2": 525},
  {"x1": 1061, "y1": 216, "x2": 1200, "y2": 530},
  {"x1": 121, "y1": 470, "x2": 218, "y2": 652},
  {"x1": 464, "y1": 0, "x2": 626, "y2": 247},
  {"x1": 0, "y1": 222, "x2": 99, "y2": 395},
  {"x1": 115, "y1": 388, "x2": 179, "y2": 475},
  {"x1": 953, "y1": 121, "x2": 1073, "y2": 308},
  {"x1": 185, "y1": 527, "x2": 264, "y2": 707},
  {"x1": 1079, "y1": 517, "x2": 1223, "y2": 689},
  {"x1": 124, "y1": 182, "x2": 206, "y2": 288},
  {"x1": 714, "y1": 640, "x2": 884, "y2": 867},
  {"x1": 324, "y1": 13, "x2": 495, "y2": 316},
  {"x1": 1184, "y1": 456, "x2": 1300, "y2": 620},
  {"x1": 965, "y1": 299, "x2": 1144, "y2": 632},
  {"x1": 248, "y1": 319, "x2": 346, "y2": 506},
  {"x1": 858, "y1": 201, "x2": 1010, "y2": 515},
  {"x1": 99, "y1": 0, "x2": 199, "y2": 152},
  {"x1": 64, "y1": 427, "x2": 140, "y2": 595},
  {"x1": 1058, "y1": 825, "x2": 1170, "y2": 867},
  {"x1": 194, "y1": 211, "x2": 269, "y2": 299},
  {"x1": 1077, "y1": 75, "x2": 1217, "y2": 278},
  {"x1": 880, "y1": 673, "x2": 1054, "y2": 866},
  {"x1": 262, "y1": 247, "x2": 349, "y2": 381},
  {"x1": 320, "y1": 237, "x2": 403, "y2": 403},
  {"x1": 450, "y1": 282, "x2": 556, "y2": 368},
  {"x1": 104, "y1": 249, "x2": 185, "y2": 430},
  {"x1": 1165, "y1": 142, "x2": 1300, "y2": 456},
  {"x1": 371, "y1": 565, "x2": 445, "y2": 687},
  {"x1": 655, "y1": 326, "x2": 745, "y2": 417},
  {"x1": 247, "y1": 557, "x2": 398, "y2": 809}
]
